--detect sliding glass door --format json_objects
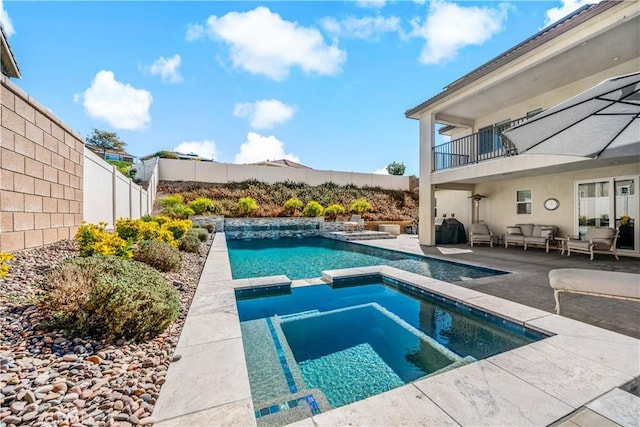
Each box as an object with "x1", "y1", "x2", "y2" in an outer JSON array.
[{"x1": 576, "y1": 176, "x2": 638, "y2": 253}]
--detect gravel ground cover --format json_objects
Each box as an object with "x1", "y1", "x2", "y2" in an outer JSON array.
[{"x1": 0, "y1": 236, "x2": 212, "y2": 426}]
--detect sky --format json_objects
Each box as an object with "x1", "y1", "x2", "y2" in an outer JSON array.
[{"x1": 1, "y1": 0, "x2": 596, "y2": 176}]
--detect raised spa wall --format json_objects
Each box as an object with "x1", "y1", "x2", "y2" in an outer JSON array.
[{"x1": 191, "y1": 216, "x2": 345, "y2": 240}]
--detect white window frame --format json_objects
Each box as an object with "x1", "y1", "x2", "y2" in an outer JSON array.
[{"x1": 516, "y1": 189, "x2": 532, "y2": 215}]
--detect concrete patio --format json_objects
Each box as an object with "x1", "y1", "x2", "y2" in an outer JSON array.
[{"x1": 152, "y1": 233, "x2": 640, "y2": 426}]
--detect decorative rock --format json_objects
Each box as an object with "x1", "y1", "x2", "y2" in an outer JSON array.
[
  {"x1": 85, "y1": 355, "x2": 102, "y2": 365},
  {"x1": 138, "y1": 416, "x2": 155, "y2": 425},
  {"x1": 22, "y1": 410, "x2": 39, "y2": 422},
  {"x1": 62, "y1": 354, "x2": 78, "y2": 362},
  {"x1": 10, "y1": 400, "x2": 26, "y2": 414},
  {"x1": 171, "y1": 354, "x2": 182, "y2": 362},
  {"x1": 2, "y1": 415, "x2": 22, "y2": 424},
  {"x1": 24, "y1": 390, "x2": 37, "y2": 404},
  {"x1": 63, "y1": 393, "x2": 79, "y2": 402}
]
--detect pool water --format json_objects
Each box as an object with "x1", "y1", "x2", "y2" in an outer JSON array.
[
  {"x1": 227, "y1": 237, "x2": 506, "y2": 281},
  {"x1": 237, "y1": 280, "x2": 545, "y2": 423}
]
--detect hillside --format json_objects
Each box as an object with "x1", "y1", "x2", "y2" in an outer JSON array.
[{"x1": 157, "y1": 180, "x2": 418, "y2": 222}]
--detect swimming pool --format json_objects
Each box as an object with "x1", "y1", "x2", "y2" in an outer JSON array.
[
  {"x1": 227, "y1": 237, "x2": 506, "y2": 281},
  {"x1": 236, "y1": 278, "x2": 546, "y2": 424}
]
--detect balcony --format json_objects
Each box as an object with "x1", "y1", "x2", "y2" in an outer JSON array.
[{"x1": 432, "y1": 117, "x2": 528, "y2": 172}]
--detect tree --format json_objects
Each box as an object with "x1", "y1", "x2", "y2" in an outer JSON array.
[
  {"x1": 386, "y1": 161, "x2": 406, "y2": 176},
  {"x1": 86, "y1": 129, "x2": 127, "y2": 155}
]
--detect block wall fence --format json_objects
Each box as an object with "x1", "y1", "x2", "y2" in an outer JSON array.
[{"x1": 1, "y1": 76, "x2": 154, "y2": 252}]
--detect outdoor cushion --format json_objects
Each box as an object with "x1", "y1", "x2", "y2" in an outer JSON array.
[
  {"x1": 517, "y1": 224, "x2": 535, "y2": 237},
  {"x1": 524, "y1": 236, "x2": 547, "y2": 244},
  {"x1": 470, "y1": 223, "x2": 491, "y2": 235},
  {"x1": 506, "y1": 226, "x2": 522, "y2": 235},
  {"x1": 549, "y1": 268, "x2": 640, "y2": 314}
]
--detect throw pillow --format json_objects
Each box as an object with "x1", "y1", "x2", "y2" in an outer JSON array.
[
  {"x1": 507, "y1": 226, "x2": 522, "y2": 235},
  {"x1": 540, "y1": 226, "x2": 555, "y2": 238}
]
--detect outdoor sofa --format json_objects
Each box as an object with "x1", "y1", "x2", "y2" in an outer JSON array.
[{"x1": 504, "y1": 223, "x2": 559, "y2": 252}]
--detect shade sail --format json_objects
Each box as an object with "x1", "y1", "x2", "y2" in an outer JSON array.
[{"x1": 502, "y1": 72, "x2": 640, "y2": 159}]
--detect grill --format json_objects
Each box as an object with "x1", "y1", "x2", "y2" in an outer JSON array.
[{"x1": 435, "y1": 217, "x2": 467, "y2": 245}]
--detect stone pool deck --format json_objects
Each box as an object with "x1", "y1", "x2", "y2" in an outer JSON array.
[{"x1": 152, "y1": 233, "x2": 640, "y2": 426}]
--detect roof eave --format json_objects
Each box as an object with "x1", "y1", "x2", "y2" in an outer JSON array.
[{"x1": 0, "y1": 24, "x2": 21, "y2": 79}]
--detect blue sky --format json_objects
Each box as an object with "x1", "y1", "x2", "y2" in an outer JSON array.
[{"x1": 1, "y1": 0, "x2": 594, "y2": 176}]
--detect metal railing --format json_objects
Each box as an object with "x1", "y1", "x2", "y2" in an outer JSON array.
[{"x1": 433, "y1": 117, "x2": 528, "y2": 172}]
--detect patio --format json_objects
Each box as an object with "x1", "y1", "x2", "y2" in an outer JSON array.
[{"x1": 359, "y1": 234, "x2": 640, "y2": 339}]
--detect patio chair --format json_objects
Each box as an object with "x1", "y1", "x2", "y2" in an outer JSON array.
[
  {"x1": 343, "y1": 215, "x2": 364, "y2": 232},
  {"x1": 566, "y1": 227, "x2": 619, "y2": 260},
  {"x1": 469, "y1": 223, "x2": 494, "y2": 247}
]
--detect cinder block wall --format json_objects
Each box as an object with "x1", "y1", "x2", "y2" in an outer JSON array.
[{"x1": 1, "y1": 76, "x2": 83, "y2": 252}]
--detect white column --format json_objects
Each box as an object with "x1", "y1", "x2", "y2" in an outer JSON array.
[{"x1": 418, "y1": 112, "x2": 436, "y2": 246}]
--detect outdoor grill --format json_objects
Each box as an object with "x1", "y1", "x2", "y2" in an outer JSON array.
[{"x1": 435, "y1": 217, "x2": 467, "y2": 245}]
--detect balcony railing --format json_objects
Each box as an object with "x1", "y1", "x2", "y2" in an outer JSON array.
[{"x1": 433, "y1": 117, "x2": 528, "y2": 172}]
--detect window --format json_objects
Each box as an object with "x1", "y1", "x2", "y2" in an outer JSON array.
[
  {"x1": 105, "y1": 153, "x2": 123, "y2": 161},
  {"x1": 479, "y1": 119, "x2": 511, "y2": 155},
  {"x1": 516, "y1": 190, "x2": 532, "y2": 214}
]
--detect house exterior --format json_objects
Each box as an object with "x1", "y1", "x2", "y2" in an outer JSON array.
[
  {"x1": 250, "y1": 159, "x2": 312, "y2": 169},
  {"x1": 1, "y1": 23, "x2": 20, "y2": 78},
  {"x1": 87, "y1": 148, "x2": 135, "y2": 163},
  {"x1": 406, "y1": 0, "x2": 640, "y2": 257}
]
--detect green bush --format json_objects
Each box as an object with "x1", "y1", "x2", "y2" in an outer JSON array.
[
  {"x1": 179, "y1": 234, "x2": 201, "y2": 253},
  {"x1": 162, "y1": 219, "x2": 193, "y2": 240},
  {"x1": 158, "y1": 194, "x2": 184, "y2": 208},
  {"x1": 164, "y1": 204, "x2": 195, "y2": 219},
  {"x1": 237, "y1": 196, "x2": 258, "y2": 217},
  {"x1": 303, "y1": 201, "x2": 324, "y2": 217},
  {"x1": 133, "y1": 240, "x2": 182, "y2": 272},
  {"x1": 187, "y1": 227, "x2": 209, "y2": 242},
  {"x1": 41, "y1": 256, "x2": 180, "y2": 341},
  {"x1": 348, "y1": 198, "x2": 373, "y2": 215},
  {"x1": 187, "y1": 197, "x2": 216, "y2": 215},
  {"x1": 282, "y1": 198, "x2": 304, "y2": 216},
  {"x1": 324, "y1": 203, "x2": 346, "y2": 221}
]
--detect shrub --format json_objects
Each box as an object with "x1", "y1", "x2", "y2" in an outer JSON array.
[
  {"x1": 75, "y1": 222, "x2": 132, "y2": 258},
  {"x1": 164, "y1": 204, "x2": 195, "y2": 219},
  {"x1": 140, "y1": 214, "x2": 155, "y2": 222},
  {"x1": 137, "y1": 221, "x2": 178, "y2": 247},
  {"x1": 187, "y1": 197, "x2": 216, "y2": 215},
  {"x1": 349, "y1": 198, "x2": 373, "y2": 215},
  {"x1": 179, "y1": 234, "x2": 201, "y2": 253},
  {"x1": 187, "y1": 227, "x2": 209, "y2": 242},
  {"x1": 158, "y1": 194, "x2": 184, "y2": 208},
  {"x1": 133, "y1": 240, "x2": 182, "y2": 272},
  {"x1": 115, "y1": 217, "x2": 141, "y2": 241},
  {"x1": 162, "y1": 219, "x2": 193, "y2": 240},
  {"x1": 41, "y1": 256, "x2": 180, "y2": 341},
  {"x1": 303, "y1": 201, "x2": 324, "y2": 217},
  {"x1": 282, "y1": 198, "x2": 304, "y2": 216},
  {"x1": 237, "y1": 196, "x2": 258, "y2": 217},
  {"x1": 324, "y1": 203, "x2": 346, "y2": 221},
  {"x1": 0, "y1": 252, "x2": 15, "y2": 279},
  {"x1": 194, "y1": 222, "x2": 215, "y2": 233}
]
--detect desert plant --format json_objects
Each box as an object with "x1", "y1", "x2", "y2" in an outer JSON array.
[
  {"x1": 179, "y1": 234, "x2": 201, "y2": 253},
  {"x1": 133, "y1": 240, "x2": 182, "y2": 272},
  {"x1": 115, "y1": 217, "x2": 141, "y2": 241},
  {"x1": 41, "y1": 256, "x2": 180, "y2": 340},
  {"x1": 187, "y1": 227, "x2": 209, "y2": 242},
  {"x1": 75, "y1": 222, "x2": 132, "y2": 258},
  {"x1": 324, "y1": 203, "x2": 346, "y2": 221},
  {"x1": 164, "y1": 204, "x2": 195, "y2": 219},
  {"x1": 302, "y1": 201, "x2": 324, "y2": 217},
  {"x1": 282, "y1": 197, "x2": 304, "y2": 216},
  {"x1": 158, "y1": 194, "x2": 184, "y2": 208},
  {"x1": 237, "y1": 196, "x2": 258, "y2": 217},
  {"x1": 349, "y1": 198, "x2": 373, "y2": 215},
  {"x1": 162, "y1": 219, "x2": 193, "y2": 240},
  {"x1": 0, "y1": 252, "x2": 15, "y2": 279},
  {"x1": 187, "y1": 197, "x2": 216, "y2": 215}
]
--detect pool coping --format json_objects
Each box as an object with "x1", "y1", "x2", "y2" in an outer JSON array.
[{"x1": 152, "y1": 233, "x2": 640, "y2": 426}]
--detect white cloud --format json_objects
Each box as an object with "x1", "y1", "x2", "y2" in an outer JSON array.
[
  {"x1": 185, "y1": 23, "x2": 205, "y2": 41},
  {"x1": 173, "y1": 140, "x2": 217, "y2": 160},
  {"x1": 149, "y1": 54, "x2": 183, "y2": 83},
  {"x1": 0, "y1": 0, "x2": 15, "y2": 36},
  {"x1": 544, "y1": 0, "x2": 597, "y2": 27},
  {"x1": 234, "y1": 132, "x2": 300, "y2": 164},
  {"x1": 373, "y1": 167, "x2": 390, "y2": 175},
  {"x1": 79, "y1": 70, "x2": 152, "y2": 131},
  {"x1": 355, "y1": 0, "x2": 386, "y2": 9},
  {"x1": 233, "y1": 99, "x2": 295, "y2": 130},
  {"x1": 189, "y1": 6, "x2": 346, "y2": 81},
  {"x1": 412, "y1": 1, "x2": 508, "y2": 64},
  {"x1": 321, "y1": 15, "x2": 400, "y2": 41}
]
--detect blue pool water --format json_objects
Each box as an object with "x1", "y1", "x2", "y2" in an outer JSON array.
[
  {"x1": 237, "y1": 280, "x2": 545, "y2": 421},
  {"x1": 227, "y1": 237, "x2": 506, "y2": 281}
]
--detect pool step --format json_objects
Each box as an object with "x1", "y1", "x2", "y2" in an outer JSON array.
[{"x1": 278, "y1": 310, "x2": 320, "y2": 321}]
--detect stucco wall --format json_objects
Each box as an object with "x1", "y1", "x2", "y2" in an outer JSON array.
[
  {"x1": 474, "y1": 163, "x2": 640, "y2": 238},
  {"x1": 157, "y1": 158, "x2": 410, "y2": 191},
  {"x1": 1, "y1": 77, "x2": 83, "y2": 251}
]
